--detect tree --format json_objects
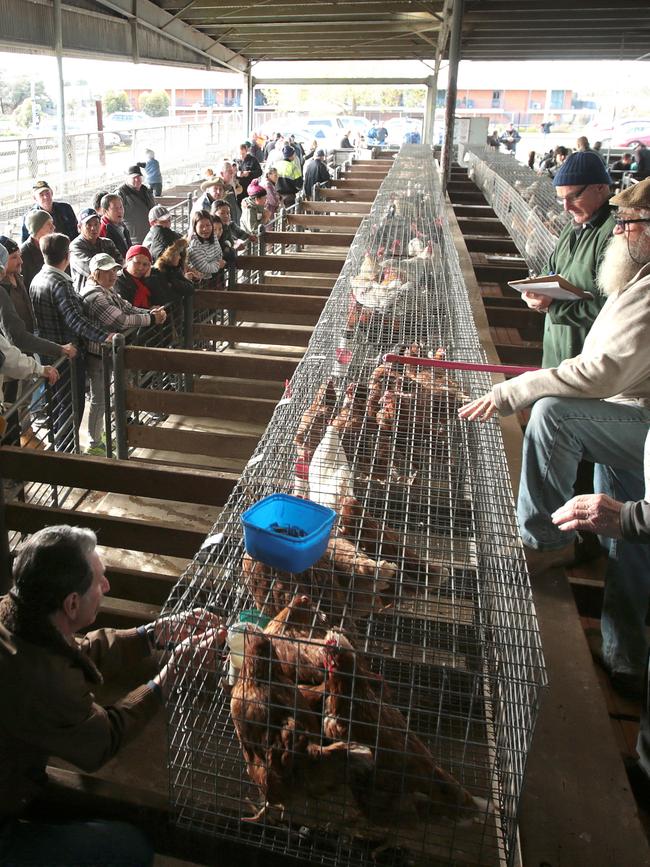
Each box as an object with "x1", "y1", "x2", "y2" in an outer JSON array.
[
  {"x1": 14, "y1": 98, "x2": 37, "y2": 128},
  {"x1": 139, "y1": 90, "x2": 170, "y2": 117},
  {"x1": 404, "y1": 88, "x2": 426, "y2": 109},
  {"x1": 379, "y1": 88, "x2": 404, "y2": 108},
  {"x1": 103, "y1": 90, "x2": 130, "y2": 115},
  {"x1": 0, "y1": 75, "x2": 52, "y2": 115}
]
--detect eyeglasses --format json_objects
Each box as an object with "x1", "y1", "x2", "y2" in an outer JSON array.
[
  {"x1": 613, "y1": 216, "x2": 650, "y2": 230},
  {"x1": 556, "y1": 184, "x2": 590, "y2": 206}
]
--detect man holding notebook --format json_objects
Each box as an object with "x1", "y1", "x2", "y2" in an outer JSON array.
[
  {"x1": 521, "y1": 151, "x2": 614, "y2": 367},
  {"x1": 459, "y1": 179, "x2": 650, "y2": 699}
]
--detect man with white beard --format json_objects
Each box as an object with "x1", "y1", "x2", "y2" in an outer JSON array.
[{"x1": 459, "y1": 178, "x2": 650, "y2": 698}]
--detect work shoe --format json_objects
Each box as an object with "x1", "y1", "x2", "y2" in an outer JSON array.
[{"x1": 523, "y1": 542, "x2": 574, "y2": 578}]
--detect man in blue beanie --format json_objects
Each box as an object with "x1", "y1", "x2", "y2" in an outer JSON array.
[{"x1": 521, "y1": 150, "x2": 614, "y2": 368}]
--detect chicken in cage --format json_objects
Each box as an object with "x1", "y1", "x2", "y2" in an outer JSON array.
[
  {"x1": 228, "y1": 608, "x2": 494, "y2": 863},
  {"x1": 163, "y1": 146, "x2": 546, "y2": 867}
]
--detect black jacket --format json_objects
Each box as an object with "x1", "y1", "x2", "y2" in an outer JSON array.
[
  {"x1": 303, "y1": 159, "x2": 331, "y2": 199},
  {"x1": 142, "y1": 225, "x2": 181, "y2": 262},
  {"x1": 100, "y1": 219, "x2": 132, "y2": 260}
]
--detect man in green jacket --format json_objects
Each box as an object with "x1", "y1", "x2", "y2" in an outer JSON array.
[
  {"x1": 521, "y1": 151, "x2": 614, "y2": 368},
  {"x1": 0, "y1": 525, "x2": 222, "y2": 865}
]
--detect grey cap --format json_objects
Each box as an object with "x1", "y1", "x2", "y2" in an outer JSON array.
[
  {"x1": 89, "y1": 252, "x2": 120, "y2": 272},
  {"x1": 0, "y1": 244, "x2": 7, "y2": 271},
  {"x1": 148, "y1": 204, "x2": 170, "y2": 222}
]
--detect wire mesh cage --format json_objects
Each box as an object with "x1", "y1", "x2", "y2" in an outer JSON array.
[
  {"x1": 161, "y1": 145, "x2": 546, "y2": 867},
  {"x1": 463, "y1": 146, "x2": 569, "y2": 276}
]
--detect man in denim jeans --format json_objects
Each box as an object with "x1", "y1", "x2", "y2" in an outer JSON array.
[{"x1": 459, "y1": 178, "x2": 650, "y2": 699}]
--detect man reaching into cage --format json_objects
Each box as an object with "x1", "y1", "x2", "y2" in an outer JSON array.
[
  {"x1": 458, "y1": 178, "x2": 650, "y2": 701},
  {"x1": 0, "y1": 525, "x2": 224, "y2": 866}
]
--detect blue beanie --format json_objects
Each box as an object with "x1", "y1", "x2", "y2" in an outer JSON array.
[
  {"x1": 282, "y1": 144, "x2": 295, "y2": 159},
  {"x1": 553, "y1": 151, "x2": 611, "y2": 187}
]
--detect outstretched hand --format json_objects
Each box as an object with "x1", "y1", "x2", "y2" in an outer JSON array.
[{"x1": 458, "y1": 392, "x2": 498, "y2": 422}]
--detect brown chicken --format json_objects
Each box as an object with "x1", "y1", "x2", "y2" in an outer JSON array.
[
  {"x1": 263, "y1": 594, "x2": 332, "y2": 686},
  {"x1": 294, "y1": 379, "x2": 338, "y2": 463},
  {"x1": 230, "y1": 629, "x2": 373, "y2": 826},
  {"x1": 241, "y1": 534, "x2": 394, "y2": 621},
  {"x1": 330, "y1": 381, "x2": 376, "y2": 473},
  {"x1": 339, "y1": 496, "x2": 448, "y2": 588},
  {"x1": 321, "y1": 631, "x2": 483, "y2": 826}
]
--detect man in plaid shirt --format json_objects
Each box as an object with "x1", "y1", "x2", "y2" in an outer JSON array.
[{"x1": 30, "y1": 233, "x2": 112, "y2": 449}]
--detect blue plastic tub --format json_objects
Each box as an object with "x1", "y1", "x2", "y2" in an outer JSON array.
[{"x1": 241, "y1": 494, "x2": 336, "y2": 573}]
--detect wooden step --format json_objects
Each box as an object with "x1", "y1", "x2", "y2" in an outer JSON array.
[
  {"x1": 193, "y1": 290, "x2": 326, "y2": 318},
  {"x1": 125, "y1": 387, "x2": 278, "y2": 425},
  {"x1": 236, "y1": 254, "x2": 343, "y2": 275},
  {"x1": 194, "y1": 323, "x2": 312, "y2": 347},
  {"x1": 126, "y1": 424, "x2": 259, "y2": 462}
]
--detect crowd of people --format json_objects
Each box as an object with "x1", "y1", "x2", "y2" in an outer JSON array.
[
  {"x1": 0, "y1": 131, "x2": 339, "y2": 459},
  {"x1": 487, "y1": 124, "x2": 650, "y2": 187}
]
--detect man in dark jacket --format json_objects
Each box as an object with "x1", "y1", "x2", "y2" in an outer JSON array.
[
  {"x1": 20, "y1": 210, "x2": 55, "y2": 291},
  {"x1": 116, "y1": 165, "x2": 155, "y2": 244},
  {"x1": 99, "y1": 194, "x2": 132, "y2": 260},
  {"x1": 21, "y1": 180, "x2": 78, "y2": 243},
  {"x1": 521, "y1": 151, "x2": 614, "y2": 368},
  {"x1": 0, "y1": 524, "x2": 222, "y2": 866},
  {"x1": 30, "y1": 233, "x2": 110, "y2": 448},
  {"x1": 69, "y1": 209, "x2": 122, "y2": 293},
  {"x1": 234, "y1": 142, "x2": 262, "y2": 202},
  {"x1": 303, "y1": 149, "x2": 331, "y2": 199}
]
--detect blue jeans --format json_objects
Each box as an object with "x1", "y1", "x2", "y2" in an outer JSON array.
[
  {"x1": 0, "y1": 818, "x2": 154, "y2": 866},
  {"x1": 518, "y1": 396, "x2": 650, "y2": 677}
]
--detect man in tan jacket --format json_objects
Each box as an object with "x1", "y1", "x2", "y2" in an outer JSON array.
[
  {"x1": 459, "y1": 178, "x2": 650, "y2": 699},
  {"x1": 0, "y1": 525, "x2": 222, "y2": 865}
]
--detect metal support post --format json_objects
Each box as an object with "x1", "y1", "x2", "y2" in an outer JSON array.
[
  {"x1": 69, "y1": 356, "x2": 81, "y2": 454},
  {"x1": 0, "y1": 483, "x2": 12, "y2": 595},
  {"x1": 182, "y1": 294, "x2": 194, "y2": 392},
  {"x1": 112, "y1": 334, "x2": 128, "y2": 460},
  {"x1": 53, "y1": 0, "x2": 67, "y2": 185},
  {"x1": 258, "y1": 224, "x2": 266, "y2": 257},
  {"x1": 423, "y1": 76, "x2": 436, "y2": 146},
  {"x1": 441, "y1": 0, "x2": 464, "y2": 190},
  {"x1": 101, "y1": 343, "x2": 113, "y2": 458},
  {"x1": 242, "y1": 65, "x2": 254, "y2": 137}
]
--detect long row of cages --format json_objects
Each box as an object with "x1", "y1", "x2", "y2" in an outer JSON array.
[
  {"x1": 463, "y1": 146, "x2": 568, "y2": 276},
  {"x1": 161, "y1": 145, "x2": 546, "y2": 867}
]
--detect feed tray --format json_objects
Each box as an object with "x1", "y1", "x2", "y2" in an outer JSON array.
[{"x1": 241, "y1": 494, "x2": 336, "y2": 572}]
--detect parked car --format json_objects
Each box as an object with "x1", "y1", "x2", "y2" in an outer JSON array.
[
  {"x1": 608, "y1": 120, "x2": 650, "y2": 148},
  {"x1": 589, "y1": 119, "x2": 650, "y2": 148},
  {"x1": 384, "y1": 117, "x2": 423, "y2": 146}
]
